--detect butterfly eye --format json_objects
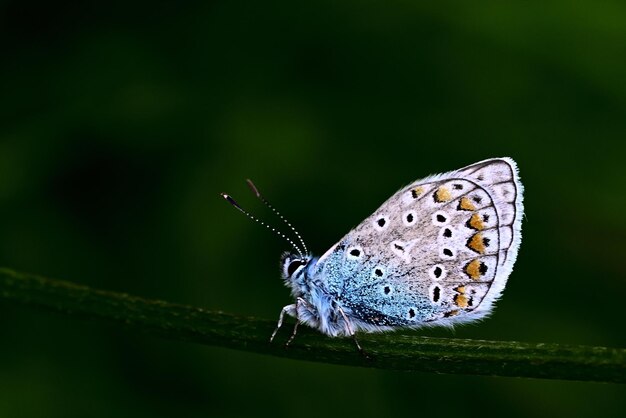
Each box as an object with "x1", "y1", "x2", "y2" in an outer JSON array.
[{"x1": 287, "y1": 260, "x2": 306, "y2": 276}]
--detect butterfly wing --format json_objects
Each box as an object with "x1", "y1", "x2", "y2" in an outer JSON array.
[{"x1": 313, "y1": 157, "x2": 523, "y2": 331}]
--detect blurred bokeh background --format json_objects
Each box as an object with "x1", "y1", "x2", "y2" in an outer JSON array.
[{"x1": 1, "y1": 1, "x2": 626, "y2": 417}]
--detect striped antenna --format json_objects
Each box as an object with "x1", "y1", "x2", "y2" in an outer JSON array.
[
  {"x1": 221, "y1": 193, "x2": 305, "y2": 259},
  {"x1": 246, "y1": 179, "x2": 309, "y2": 256}
]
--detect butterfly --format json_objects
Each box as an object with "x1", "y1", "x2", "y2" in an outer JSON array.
[{"x1": 222, "y1": 158, "x2": 523, "y2": 354}]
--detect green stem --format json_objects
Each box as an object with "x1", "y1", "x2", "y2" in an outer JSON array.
[{"x1": 0, "y1": 267, "x2": 624, "y2": 383}]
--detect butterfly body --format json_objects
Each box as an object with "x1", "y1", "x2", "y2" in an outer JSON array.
[{"x1": 279, "y1": 158, "x2": 523, "y2": 338}]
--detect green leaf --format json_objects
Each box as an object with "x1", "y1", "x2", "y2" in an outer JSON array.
[{"x1": 0, "y1": 267, "x2": 624, "y2": 383}]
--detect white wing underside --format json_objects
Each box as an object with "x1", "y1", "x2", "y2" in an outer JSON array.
[{"x1": 316, "y1": 157, "x2": 524, "y2": 330}]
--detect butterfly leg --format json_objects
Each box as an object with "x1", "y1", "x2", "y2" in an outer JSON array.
[
  {"x1": 285, "y1": 297, "x2": 310, "y2": 347},
  {"x1": 284, "y1": 321, "x2": 300, "y2": 347},
  {"x1": 337, "y1": 306, "x2": 370, "y2": 359},
  {"x1": 270, "y1": 304, "x2": 296, "y2": 343}
]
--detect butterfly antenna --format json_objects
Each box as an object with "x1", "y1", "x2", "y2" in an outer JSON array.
[
  {"x1": 246, "y1": 179, "x2": 309, "y2": 256},
  {"x1": 221, "y1": 192, "x2": 305, "y2": 259}
]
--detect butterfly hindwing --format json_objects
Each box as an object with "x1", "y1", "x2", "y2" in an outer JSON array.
[{"x1": 315, "y1": 158, "x2": 523, "y2": 329}]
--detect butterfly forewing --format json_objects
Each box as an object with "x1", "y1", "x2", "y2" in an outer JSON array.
[{"x1": 316, "y1": 158, "x2": 523, "y2": 329}]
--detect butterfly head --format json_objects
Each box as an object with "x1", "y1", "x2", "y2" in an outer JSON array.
[{"x1": 281, "y1": 252, "x2": 315, "y2": 294}]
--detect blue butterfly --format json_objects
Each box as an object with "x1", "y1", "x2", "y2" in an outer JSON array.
[{"x1": 223, "y1": 158, "x2": 523, "y2": 354}]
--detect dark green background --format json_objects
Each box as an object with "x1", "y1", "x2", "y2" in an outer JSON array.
[{"x1": 1, "y1": 1, "x2": 625, "y2": 417}]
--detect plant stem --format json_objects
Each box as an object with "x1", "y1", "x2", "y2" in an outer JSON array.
[{"x1": 0, "y1": 267, "x2": 624, "y2": 383}]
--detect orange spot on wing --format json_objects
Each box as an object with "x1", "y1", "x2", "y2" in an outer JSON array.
[
  {"x1": 435, "y1": 186, "x2": 452, "y2": 202},
  {"x1": 454, "y1": 294, "x2": 469, "y2": 308},
  {"x1": 444, "y1": 309, "x2": 460, "y2": 317},
  {"x1": 458, "y1": 197, "x2": 476, "y2": 211},
  {"x1": 465, "y1": 259, "x2": 482, "y2": 280},
  {"x1": 411, "y1": 186, "x2": 424, "y2": 198},
  {"x1": 468, "y1": 213, "x2": 485, "y2": 230},
  {"x1": 467, "y1": 233, "x2": 486, "y2": 254},
  {"x1": 455, "y1": 286, "x2": 466, "y2": 294}
]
